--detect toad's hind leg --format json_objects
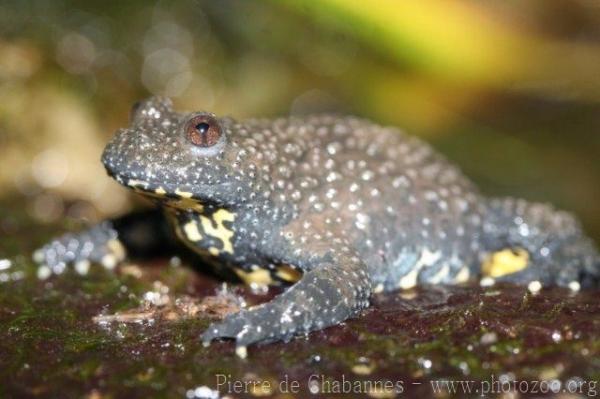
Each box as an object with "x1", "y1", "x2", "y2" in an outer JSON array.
[
  {"x1": 481, "y1": 197, "x2": 600, "y2": 288},
  {"x1": 201, "y1": 253, "x2": 372, "y2": 353}
]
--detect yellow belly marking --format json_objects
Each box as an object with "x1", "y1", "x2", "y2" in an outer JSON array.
[
  {"x1": 200, "y1": 209, "x2": 236, "y2": 254},
  {"x1": 175, "y1": 189, "x2": 193, "y2": 198},
  {"x1": 398, "y1": 267, "x2": 419, "y2": 289},
  {"x1": 275, "y1": 264, "x2": 303, "y2": 283},
  {"x1": 107, "y1": 239, "x2": 126, "y2": 261},
  {"x1": 482, "y1": 248, "x2": 529, "y2": 278},
  {"x1": 171, "y1": 198, "x2": 204, "y2": 212},
  {"x1": 235, "y1": 267, "x2": 273, "y2": 286},
  {"x1": 454, "y1": 266, "x2": 470, "y2": 283},
  {"x1": 170, "y1": 189, "x2": 205, "y2": 212},
  {"x1": 127, "y1": 179, "x2": 149, "y2": 188},
  {"x1": 182, "y1": 220, "x2": 203, "y2": 242}
]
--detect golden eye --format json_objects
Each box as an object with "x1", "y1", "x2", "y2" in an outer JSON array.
[{"x1": 185, "y1": 114, "x2": 222, "y2": 147}]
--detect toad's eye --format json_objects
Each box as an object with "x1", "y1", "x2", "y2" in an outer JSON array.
[{"x1": 185, "y1": 114, "x2": 222, "y2": 147}]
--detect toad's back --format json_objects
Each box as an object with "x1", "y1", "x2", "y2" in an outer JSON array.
[{"x1": 262, "y1": 115, "x2": 486, "y2": 292}]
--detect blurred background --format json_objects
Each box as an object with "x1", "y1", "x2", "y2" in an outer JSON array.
[{"x1": 0, "y1": 0, "x2": 598, "y2": 242}]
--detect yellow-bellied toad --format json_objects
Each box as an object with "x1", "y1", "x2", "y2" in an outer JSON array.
[{"x1": 35, "y1": 97, "x2": 600, "y2": 354}]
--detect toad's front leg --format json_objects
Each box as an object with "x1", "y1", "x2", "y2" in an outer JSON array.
[
  {"x1": 34, "y1": 208, "x2": 178, "y2": 274},
  {"x1": 201, "y1": 250, "x2": 372, "y2": 355}
]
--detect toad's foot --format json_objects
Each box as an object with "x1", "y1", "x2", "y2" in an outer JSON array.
[
  {"x1": 201, "y1": 256, "x2": 372, "y2": 357},
  {"x1": 33, "y1": 221, "x2": 126, "y2": 276}
]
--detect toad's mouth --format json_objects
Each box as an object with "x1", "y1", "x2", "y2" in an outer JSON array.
[{"x1": 106, "y1": 170, "x2": 231, "y2": 212}]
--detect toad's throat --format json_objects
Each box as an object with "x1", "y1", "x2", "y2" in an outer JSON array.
[{"x1": 172, "y1": 208, "x2": 237, "y2": 256}]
